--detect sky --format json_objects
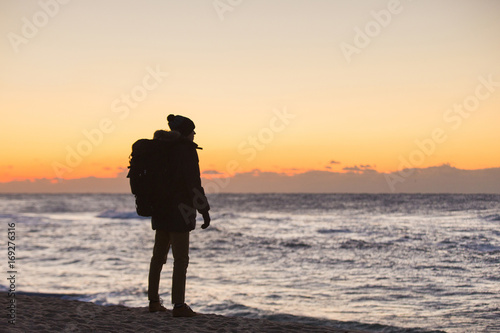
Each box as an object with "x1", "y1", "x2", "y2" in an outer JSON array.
[{"x1": 1, "y1": 0, "x2": 499, "y2": 193}]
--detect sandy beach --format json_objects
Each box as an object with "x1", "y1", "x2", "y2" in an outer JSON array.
[{"x1": 2, "y1": 292, "x2": 368, "y2": 333}]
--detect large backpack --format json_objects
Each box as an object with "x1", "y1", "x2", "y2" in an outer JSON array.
[{"x1": 127, "y1": 139, "x2": 169, "y2": 217}]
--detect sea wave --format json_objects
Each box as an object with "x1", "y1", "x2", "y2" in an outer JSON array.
[
  {"x1": 3, "y1": 193, "x2": 499, "y2": 332},
  {"x1": 201, "y1": 300, "x2": 445, "y2": 333},
  {"x1": 280, "y1": 240, "x2": 311, "y2": 248},
  {"x1": 0, "y1": 214, "x2": 48, "y2": 225},
  {"x1": 96, "y1": 210, "x2": 148, "y2": 219},
  {"x1": 339, "y1": 239, "x2": 394, "y2": 250},
  {"x1": 317, "y1": 228, "x2": 351, "y2": 234},
  {"x1": 484, "y1": 214, "x2": 500, "y2": 222},
  {"x1": 261, "y1": 313, "x2": 445, "y2": 333}
]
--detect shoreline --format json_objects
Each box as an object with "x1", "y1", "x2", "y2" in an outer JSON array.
[{"x1": 2, "y1": 292, "x2": 370, "y2": 333}]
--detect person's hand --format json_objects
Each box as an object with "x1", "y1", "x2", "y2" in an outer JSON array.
[{"x1": 201, "y1": 212, "x2": 211, "y2": 229}]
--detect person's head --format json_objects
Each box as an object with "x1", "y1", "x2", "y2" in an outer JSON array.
[{"x1": 167, "y1": 114, "x2": 195, "y2": 141}]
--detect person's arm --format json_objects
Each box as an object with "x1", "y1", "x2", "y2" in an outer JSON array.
[{"x1": 180, "y1": 144, "x2": 211, "y2": 228}]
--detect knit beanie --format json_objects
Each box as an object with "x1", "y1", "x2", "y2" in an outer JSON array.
[{"x1": 167, "y1": 114, "x2": 195, "y2": 137}]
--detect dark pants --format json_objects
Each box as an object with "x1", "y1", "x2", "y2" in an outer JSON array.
[{"x1": 148, "y1": 230, "x2": 189, "y2": 304}]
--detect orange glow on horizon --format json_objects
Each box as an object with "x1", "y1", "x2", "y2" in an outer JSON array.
[{"x1": 1, "y1": 1, "x2": 500, "y2": 189}]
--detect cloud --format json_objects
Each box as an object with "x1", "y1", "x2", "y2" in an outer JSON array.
[
  {"x1": 202, "y1": 170, "x2": 223, "y2": 175},
  {"x1": 343, "y1": 166, "x2": 362, "y2": 172},
  {"x1": 329, "y1": 160, "x2": 341, "y2": 164},
  {"x1": 342, "y1": 164, "x2": 376, "y2": 173},
  {"x1": 1, "y1": 165, "x2": 499, "y2": 194},
  {"x1": 0, "y1": 169, "x2": 130, "y2": 193},
  {"x1": 200, "y1": 165, "x2": 500, "y2": 193}
]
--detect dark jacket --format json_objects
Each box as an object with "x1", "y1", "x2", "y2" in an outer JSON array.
[{"x1": 151, "y1": 131, "x2": 210, "y2": 232}]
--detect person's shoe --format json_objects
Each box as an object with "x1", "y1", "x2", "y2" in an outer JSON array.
[
  {"x1": 149, "y1": 300, "x2": 167, "y2": 313},
  {"x1": 172, "y1": 303, "x2": 197, "y2": 317}
]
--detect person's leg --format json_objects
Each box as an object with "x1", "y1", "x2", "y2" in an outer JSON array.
[
  {"x1": 148, "y1": 229, "x2": 171, "y2": 303},
  {"x1": 170, "y1": 231, "x2": 190, "y2": 305}
]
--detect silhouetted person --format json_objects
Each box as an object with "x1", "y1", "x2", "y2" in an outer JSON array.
[{"x1": 148, "y1": 114, "x2": 210, "y2": 317}]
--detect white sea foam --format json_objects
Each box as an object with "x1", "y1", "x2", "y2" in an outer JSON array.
[{"x1": 96, "y1": 209, "x2": 147, "y2": 219}]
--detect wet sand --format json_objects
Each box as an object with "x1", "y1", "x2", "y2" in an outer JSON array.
[{"x1": 2, "y1": 292, "x2": 369, "y2": 333}]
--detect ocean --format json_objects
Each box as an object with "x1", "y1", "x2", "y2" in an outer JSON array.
[{"x1": 1, "y1": 193, "x2": 499, "y2": 332}]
